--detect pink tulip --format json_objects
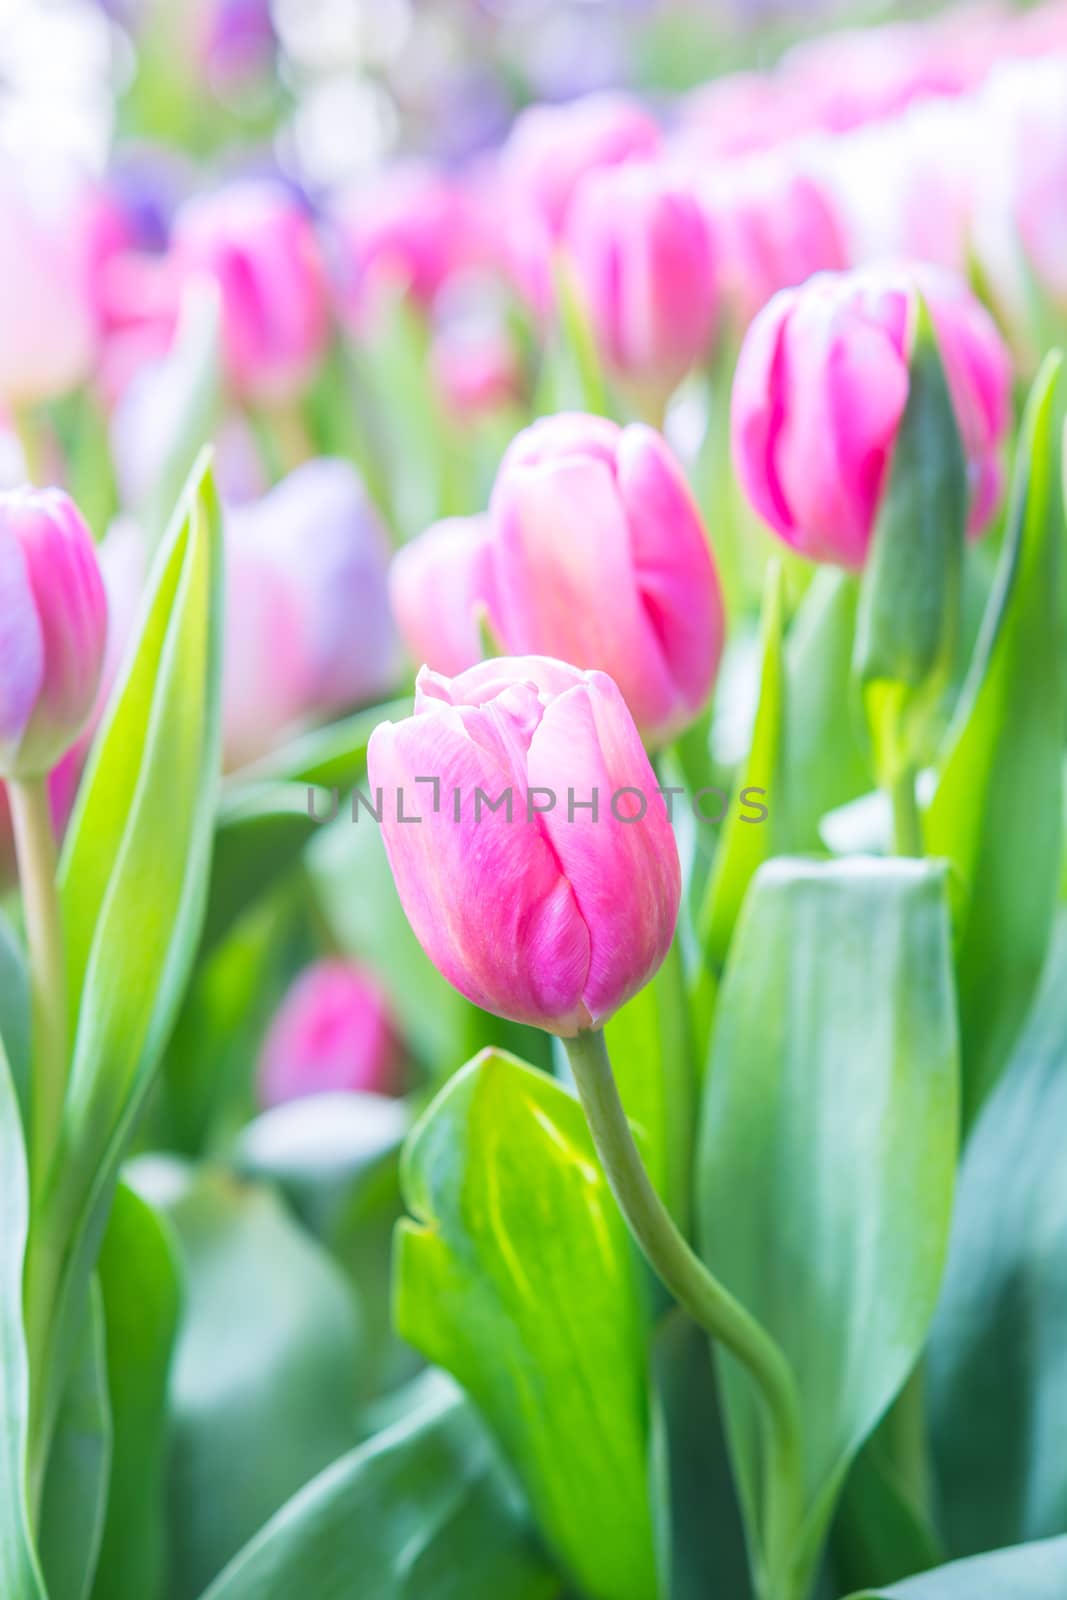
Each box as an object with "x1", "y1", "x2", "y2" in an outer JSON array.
[
  {"x1": 489, "y1": 414, "x2": 724, "y2": 745},
  {"x1": 257, "y1": 959, "x2": 400, "y2": 1107},
  {"x1": 223, "y1": 459, "x2": 398, "y2": 769},
  {"x1": 502, "y1": 92, "x2": 662, "y2": 239},
  {"x1": 430, "y1": 319, "x2": 522, "y2": 421},
  {"x1": 698, "y1": 147, "x2": 847, "y2": 330},
  {"x1": 731, "y1": 266, "x2": 1013, "y2": 569},
  {"x1": 0, "y1": 489, "x2": 108, "y2": 780},
  {"x1": 564, "y1": 162, "x2": 718, "y2": 405},
  {"x1": 368, "y1": 656, "x2": 680, "y2": 1035},
  {"x1": 0, "y1": 157, "x2": 97, "y2": 408},
  {"x1": 170, "y1": 181, "x2": 329, "y2": 403},
  {"x1": 389, "y1": 515, "x2": 498, "y2": 677}
]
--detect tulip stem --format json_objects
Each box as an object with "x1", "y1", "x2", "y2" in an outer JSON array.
[
  {"x1": 12, "y1": 406, "x2": 48, "y2": 487},
  {"x1": 888, "y1": 764, "x2": 923, "y2": 858},
  {"x1": 565, "y1": 1028, "x2": 808, "y2": 1600},
  {"x1": 9, "y1": 778, "x2": 68, "y2": 1197}
]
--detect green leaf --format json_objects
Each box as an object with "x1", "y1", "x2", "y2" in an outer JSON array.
[
  {"x1": 233, "y1": 699, "x2": 407, "y2": 791},
  {"x1": 833, "y1": 1442, "x2": 943, "y2": 1594},
  {"x1": 853, "y1": 297, "x2": 968, "y2": 781},
  {"x1": 201, "y1": 784, "x2": 317, "y2": 958},
  {"x1": 699, "y1": 561, "x2": 784, "y2": 974},
  {"x1": 0, "y1": 910, "x2": 30, "y2": 1122},
  {"x1": 91, "y1": 1184, "x2": 181, "y2": 1600},
  {"x1": 155, "y1": 1169, "x2": 363, "y2": 1600},
  {"x1": 199, "y1": 1380, "x2": 559, "y2": 1600},
  {"x1": 927, "y1": 916, "x2": 1067, "y2": 1556},
  {"x1": 926, "y1": 353, "x2": 1065, "y2": 1129},
  {"x1": 395, "y1": 1049, "x2": 657, "y2": 1600},
  {"x1": 697, "y1": 858, "x2": 959, "y2": 1592},
  {"x1": 0, "y1": 1033, "x2": 46, "y2": 1600},
  {"x1": 847, "y1": 1535, "x2": 1067, "y2": 1598},
  {"x1": 39, "y1": 1282, "x2": 110, "y2": 1600},
  {"x1": 606, "y1": 939, "x2": 694, "y2": 1221}
]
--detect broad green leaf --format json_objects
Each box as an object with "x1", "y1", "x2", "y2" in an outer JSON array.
[
  {"x1": 848, "y1": 1535, "x2": 1067, "y2": 1598},
  {"x1": 158, "y1": 1170, "x2": 363, "y2": 1600},
  {"x1": 0, "y1": 910, "x2": 30, "y2": 1120},
  {"x1": 606, "y1": 939, "x2": 694, "y2": 1221},
  {"x1": 833, "y1": 1443, "x2": 942, "y2": 1594},
  {"x1": 697, "y1": 858, "x2": 959, "y2": 1593},
  {"x1": 201, "y1": 784, "x2": 317, "y2": 958},
  {"x1": 926, "y1": 353, "x2": 1065, "y2": 1129},
  {"x1": 200, "y1": 1380, "x2": 559, "y2": 1600},
  {"x1": 39, "y1": 1282, "x2": 110, "y2": 1600},
  {"x1": 853, "y1": 298, "x2": 967, "y2": 782},
  {"x1": 699, "y1": 562, "x2": 784, "y2": 974},
  {"x1": 91, "y1": 1184, "x2": 180, "y2": 1600},
  {"x1": 927, "y1": 917, "x2": 1067, "y2": 1556},
  {"x1": 782, "y1": 569, "x2": 869, "y2": 852},
  {"x1": 396, "y1": 1049, "x2": 657, "y2": 1600},
  {"x1": 0, "y1": 1034, "x2": 46, "y2": 1600}
]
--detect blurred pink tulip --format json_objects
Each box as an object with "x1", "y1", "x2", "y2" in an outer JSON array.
[
  {"x1": 565, "y1": 162, "x2": 718, "y2": 405},
  {"x1": 223, "y1": 459, "x2": 398, "y2": 769},
  {"x1": 390, "y1": 515, "x2": 498, "y2": 677},
  {"x1": 731, "y1": 265, "x2": 1013, "y2": 569},
  {"x1": 257, "y1": 959, "x2": 400, "y2": 1107},
  {"x1": 368, "y1": 656, "x2": 680, "y2": 1035},
  {"x1": 430, "y1": 319, "x2": 522, "y2": 421},
  {"x1": 0, "y1": 157, "x2": 97, "y2": 408},
  {"x1": 0, "y1": 489, "x2": 108, "y2": 780},
  {"x1": 489, "y1": 414, "x2": 724, "y2": 745},
  {"x1": 170, "y1": 181, "x2": 329, "y2": 403},
  {"x1": 502, "y1": 92, "x2": 661, "y2": 239}
]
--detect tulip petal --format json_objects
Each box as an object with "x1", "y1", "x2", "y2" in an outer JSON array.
[{"x1": 0, "y1": 532, "x2": 43, "y2": 753}]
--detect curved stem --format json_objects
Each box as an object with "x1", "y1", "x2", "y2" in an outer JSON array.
[
  {"x1": 564, "y1": 1028, "x2": 807, "y2": 1598},
  {"x1": 9, "y1": 778, "x2": 68, "y2": 1197}
]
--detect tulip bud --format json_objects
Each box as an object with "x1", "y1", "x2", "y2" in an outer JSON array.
[
  {"x1": 502, "y1": 92, "x2": 662, "y2": 239},
  {"x1": 389, "y1": 515, "x2": 499, "y2": 677},
  {"x1": 170, "y1": 181, "x2": 329, "y2": 403},
  {"x1": 564, "y1": 162, "x2": 718, "y2": 407},
  {"x1": 489, "y1": 414, "x2": 724, "y2": 745},
  {"x1": 368, "y1": 657, "x2": 680, "y2": 1036},
  {"x1": 731, "y1": 265, "x2": 1012, "y2": 568},
  {"x1": 0, "y1": 156, "x2": 97, "y2": 409},
  {"x1": 223, "y1": 459, "x2": 398, "y2": 769},
  {"x1": 257, "y1": 959, "x2": 400, "y2": 1107},
  {"x1": 0, "y1": 489, "x2": 108, "y2": 780}
]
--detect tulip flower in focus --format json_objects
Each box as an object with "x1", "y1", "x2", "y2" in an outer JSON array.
[
  {"x1": 170, "y1": 181, "x2": 329, "y2": 403},
  {"x1": 390, "y1": 515, "x2": 498, "y2": 677},
  {"x1": 223, "y1": 459, "x2": 398, "y2": 769},
  {"x1": 368, "y1": 657, "x2": 680, "y2": 1035},
  {"x1": 502, "y1": 92, "x2": 661, "y2": 240},
  {"x1": 564, "y1": 162, "x2": 718, "y2": 410},
  {"x1": 0, "y1": 157, "x2": 97, "y2": 410},
  {"x1": 489, "y1": 414, "x2": 724, "y2": 745},
  {"x1": 731, "y1": 265, "x2": 1013, "y2": 569},
  {"x1": 0, "y1": 489, "x2": 108, "y2": 781},
  {"x1": 257, "y1": 959, "x2": 400, "y2": 1107}
]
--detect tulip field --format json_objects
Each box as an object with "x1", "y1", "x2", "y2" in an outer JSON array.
[{"x1": 4, "y1": 1, "x2": 1067, "y2": 1597}]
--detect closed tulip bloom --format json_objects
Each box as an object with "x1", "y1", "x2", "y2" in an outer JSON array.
[
  {"x1": 0, "y1": 489, "x2": 108, "y2": 780},
  {"x1": 390, "y1": 515, "x2": 498, "y2": 677},
  {"x1": 223, "y1": 459, "x2": 398, "y2": 768},
  {"x1": 731, "y1": 266, "x2": 1012, "y2": 569},
  {"x1": 565, "y1": 163, "x2": 718, "y2": 404},
  {"x1": 0, "y1": 156, "x2": 97, "y2": 408},
  {"x1": 258, "y1": 959, "x2": 399, "y2": 1107},
  {"x1": 368, "y1": 657, "x2": 680, "y2": 1035},
  {"x1": 489, "y1": 415, "x2": 723, "y2": 745},
  {"x1": 170, "y1": 181, "x2": 329, "y2": 402},
  {"x1": 503, "y1": 92, "x2": 661, "y2": 238}
]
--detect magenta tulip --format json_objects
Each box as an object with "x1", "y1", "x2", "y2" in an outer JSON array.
[
  {"x1": 565, "y1": 162, "x2": 718, "y2": 406},
  {"x1": 389, "y1": 515, "x2": 498, "y2": 677},
  {"x1": 223, "y1": 459, "x2": 398, "y2": 769},
  {"x1": 0, "y1": 489, "x2": 108, "y2": 780},
  {"x1": 503, "y1": 92, "x2": 661, "y2": 239},
  {"x1": 368, "y1": 657, "x2": 680, "y2": 1036},
  {"x1": 258, "y1": 959, "x2": 400, "y2": 1107},
  {"x1": 170, "y1": 181, "x2": 329, "y2": 403},
  {"x1": 488, "y1": 414, "x2": 723, "y2": 745},
  {"x1": 731, "y1": 265, "x2": 1013, "y2": 569}
]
